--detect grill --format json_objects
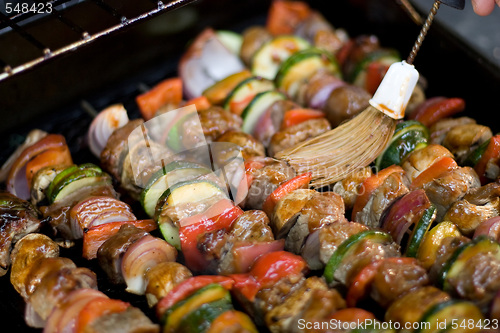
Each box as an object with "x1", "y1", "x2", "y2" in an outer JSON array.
[
  {"x1": 1, "y1": 0, "x2": 500, "y2": 331},
  {"x1": 0, "y1": 0, "x2": 196, "y2": 81}
]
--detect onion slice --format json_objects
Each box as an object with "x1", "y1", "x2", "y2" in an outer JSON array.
[
  {"x1": 121, "y1": 235, "x2": 177, "y2": 295},
  {"x1": 473, "y1": 216, "x2": 500, "y2": 240},
  {"x1": 87, "y1": 104, "x2": 129, "y2": 158},
  {"x1": 232, "y1": 239, "x2": 285, "y2": 274}
]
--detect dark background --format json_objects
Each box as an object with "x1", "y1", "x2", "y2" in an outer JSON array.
[{"x1": 0, "y1": 0, "x2": 500, "y2": 331}]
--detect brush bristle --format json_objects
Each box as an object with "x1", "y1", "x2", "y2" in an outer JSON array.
[{"x1": 276, "y1": 106, "x2": 397, "y2": 188}]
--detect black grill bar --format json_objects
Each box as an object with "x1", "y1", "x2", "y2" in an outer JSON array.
[
  {"x1": 0, "y1": 0, "x2": 198, "y2": 82},
  {"x1": 50, "y1": 7, "x2": 87, "y2": 36},
  {"x1": 0, "y1": 11, "x2": 48, "y2": 51}
]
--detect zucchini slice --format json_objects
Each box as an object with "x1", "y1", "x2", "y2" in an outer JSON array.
[
  {"x1": 140, "y1": 161, "x2": 211, "y2": 218},
  {"x1": 275, "y1": 48, "x2": 341, "y2": 99},
  {"x1": 202, "y1": 70, "x2": 252, "y2": 105},
  {"x1": 323, "y1": 230, "x2": 393, "y2": 284},
  {"x1": 416, "y1": 299, "x2": 484, "y2": 333},
  {"x1": 159, "y1": 220, "x2": 181, "y2": 250},
  {"x1": 375, "y1": 120, "x2": 429, "y2": 170},
  {"x1": 241, "y1": 90, "x2": 286, "y2": 134},
  {"x1": 216, "y1": 30, "x2": 243, "y2": 55},
  {"x1": 223, "y1": 76, "x2": 275, "y2": 115},
  {"x1": 162, "y1": 283, "x2": 232, "y2": 332},
  {"x1": 463, "y1": 137, "x2": 490, "y2": 167},
  {"x1": 178, "y1": 299, "x2": 233, "y2": 333},
  {"x1": 417, "y1": 221, "x2": 461, "y2": 270},
  {"x1": 405, "y1": 204, "x2": 437, "y2": 257},
  {"x1": 47, "y1": 163, "x2": 106, "y2": 203},
  {"x1": 53, "y1": 175, "x2": 112, "y2": 204},
  {"x1": 154, "y1": 179, "x2": 227, "y2": 220},
  {"x1": 251, "y1": 35, "x2": 310, "y2": 80},
  {"x1": 439, "y1": 235, "x2": 500, "y2": 291}
]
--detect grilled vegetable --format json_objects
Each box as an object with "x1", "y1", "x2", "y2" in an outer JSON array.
[
  {"x1": 202, "y1": 70, "x2": 252, "y2": 105},
  {"x1": 241, "y1": 90, "x2": 286, "y2": 134},
  {"x1": 417, "y1": 221, "x2": 462, "y2": 270},
  {"x1": 216, "y1": 30, "x2": 243, "y2": 55},
  {"x1": 416, "y1": 300, "x2": 484, "y2": 333},
  {"x1": 375, "y1": 120, "x2": 429, "y2": 170},
  {"x1": 251, "y1": 35, "x2": 310, "y2": 80},
  {"x1": 410, "y1": 97, "x2": 466, "y2": 127},
  {"x1": 323, "y1": 230, "x2": 395, "y2": 285},
  {"x1": 141, "y1": 161, "x2": 211, "y2": 218},
  {"x1": 275, "y1": 48, "x2": 341, "y2": 99},
  {"x1": 224, "y1": 76, "x2": 275, "y2": 115},
  {"x1": 136, "y1": 77, "x2": 183, "y2": 121}
]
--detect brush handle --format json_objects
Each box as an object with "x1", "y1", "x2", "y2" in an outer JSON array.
[{"x1": 369, "y1": 61, "x2": 420, "y2": 120}]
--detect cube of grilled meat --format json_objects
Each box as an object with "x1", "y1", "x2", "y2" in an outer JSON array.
[
  {"x1": 245, "y1": 158, "x2": 296, "y2": 210},
  {"x1": 268, "y1": 118, "x2": 331, "y2": 157},
  {"x1": 264, "y1": 276, "x2": 330, "y2": 333},
  {"x1": 301, "y1": 220, "x2": 368, "y2": 271},
  {"x1": 217, "y1": 210, "x2": 275, "y2": 275},
  {"x1": 423, "y1": 166, "x2": 480, "y2": 221},
  {"x1": 215, "y1": 130, "x2": 266, "y2": 161},
  {"x1": 28, "y1": 262, "x2": 97, "y2": 321},
  {"x1": 83, "y1": 306, "x2": 159, "y2": 333},
  {"x1": 97, "y1": 224, "x2": 149, "y2": 284},
  {"x1": 429, "y1": 117, "x2": 476, "y2": 145},
  {"x1": 198, "y1": 106, "x2": 243, "y2": 142},
  {"x1": 444, "y1": 198, "x2": 500, "y2": 236},
  {"x1": 25, "y1": 257, "x2": 75, "y2": 299},
  {"x1": 369, "y1": 259, "x2": 429, "y2": 308},
  {"x1": 101, "y1": 119, "x2": 144, "y2": 182},
  {"x1": 239, "y1": 26, "x2": 272, "y2": 67},
  {"x1": 332, "y1": 167, "x2": 373, "y2": 211},
  {"x1": 334, "y1": 238, "x2": 400, "y2": 287},
  {"x1": 354, "y1": 171, "x2": 410, "y2": 228},
  {"x1": 448, "y1": 251, "x2": 500, "y2": 312},
  {"x1": 323, "y1": 85, "x2": 370, "y2": 128},
  {"x1": 0, "y1": 191, "x2": 41, "y2": 275},
  {"x1": 442, "y1": 123, "x2": 492, "y2": 165},
  {"x1": 402, "y1": 144, "x2": 454, "y2": 184},
  {"x1": 291, "y1": 288, "x2": 346, "y2": 333},
  {"x1": 341, "y1": 35, "x2": 380, "y2": 79},
  {"x1": 429, "y1": 235, "x2": 470, "y2": 282},
  {"x1": 286, "y1": 191, "x2": 346, "y2": 254}
]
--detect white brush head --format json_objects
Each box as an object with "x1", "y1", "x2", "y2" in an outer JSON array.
[{"x1": 369, "y1": 61, "x2": 419, "y2": 120}]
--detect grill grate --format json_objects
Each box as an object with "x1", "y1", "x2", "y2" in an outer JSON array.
[{"x1": 0, "y1": 0, "x2": 197, "y2": 82}]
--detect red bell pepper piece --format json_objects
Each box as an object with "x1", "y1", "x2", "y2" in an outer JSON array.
[
  {"x1": 281, "y1": 109, "x2": 325, "y2": 129},
  {"x1": 266, "y1": 0, "x2": 311, "y2": 36},
  {"x1": 411, "y1": 97, "x2": 465, "y2": 127},
  {"x1": 365, "y1": 61, "x2": 390, "y2": 95},
  {"x1": 183, "y1": 96, "x2": 211, "y2": 111},
  {"x1": 262, "y1": 172, "x2": 312, "y2": 217},
  {"x1": 474, "y1": 135, "x2": 500, "y2": 185},
  {"x1": 410, "y1": 156, "x2": 458, "y2": 190},
  {"x1": 179, "y1": 199, "x2": 243, "y2": 271},
  {"x1": 136, "y1": 77, "x2": 183, "y2": 121},
  {"x1": 156, "y1": 275, "x2": 234, "y2": 319},
  {"x1": 230, "y1": 250, "x2": 307, "y2": 301},
  {"x1": 75, "y1": 298, "x2": 130, "y2": 333},
  {"x1": 352, "y1": 165, "x2": 404, "y2": 221},
  {"x1": 82, "y1": 219, "x2": 157, "y2": 260}
]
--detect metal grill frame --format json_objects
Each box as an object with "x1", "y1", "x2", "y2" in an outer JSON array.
[{"x1": 0, "y1": 0, "x2": 197, "y2": 82}]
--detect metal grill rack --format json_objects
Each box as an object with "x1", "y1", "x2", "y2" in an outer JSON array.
[{"x1": 0, "y1": 0, "x2": 196, "y2": 82}]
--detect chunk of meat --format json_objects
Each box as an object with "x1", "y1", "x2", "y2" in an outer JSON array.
[
  {"x1": 370, "y1": 259, "x2": 429, "y2": 307},
  {"x1": 101, "y1": 119, "x2": 144, "y2": 181},
  {"x1": 268, "y1": 118, "x2": 331, "y2": 157},
  {"x1": 97, "y1": 224, "x2": 148, "y2": 284},
  {"x1": 402, "y1": 144, "x2": 454, "y2": 183},
  {"x1": 423, "y1": 166, "x2": 480, "y2": 221},
  {"x1": 239, "y1": 26, "x2": 272, "y2": 67},
  {"x1": 429, "y1": 117, "x2": 476, "y2": 145},
  {"x1": 285, "y1": 192, "x2": 346, "y2": 254},
  {"x1": 355, "y1": 171, "x2": 410, "y2": 228},
  {"x1": 264, "y1": 277, "x2": 329, "y2": 333},
  {"x1": 198, "y1": 106, "x2": 243, "y2": 142},
  {"x1": 331, "y1": 167, "x2": 373, "y2": 210},
  {"x1": 443, "y1": 197, "x2": 500, "y2": 236},
  {"x1": 245, "y1": 158, "x2": 296, "y2": 210},
  {"x1": 215, "y1": 130, "x2": 266, "y2": 161},
  {"x1": 323, "y1": 85, "x2": 370, "y2": 128},
  {"x1": 0, "y1": 192, "x2": 41, "y2": 273},
  {"x1": 442, "y1": 123, "x2": 492, "y2": 164}
]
